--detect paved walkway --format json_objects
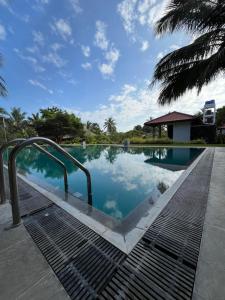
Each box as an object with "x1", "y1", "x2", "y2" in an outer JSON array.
[
  {"x1": 193, "y1": 147, "x2": 225, "y2": 300},
  {"x1": 0, "y1": 203, "x2": 69, "y2": 300}
]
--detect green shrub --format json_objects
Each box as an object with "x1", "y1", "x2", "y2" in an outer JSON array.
[
  {"x1": 216, "y1": 134, "x2": 225, "y2": 144},
  {"x1": 130, "y1": 137, "x2": 173, "y2": 144},
  {"x1": 189, "y1": 138, "x2": 206, "y2": 144}
]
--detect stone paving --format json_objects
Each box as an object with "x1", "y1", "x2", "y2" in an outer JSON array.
[{"x1": 193, "y1": 148, "x2": 225, "y2": 300}]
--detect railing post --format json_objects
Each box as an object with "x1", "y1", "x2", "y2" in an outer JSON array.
[
  {"x1": 8, "y1": 146, "x2": 21, "y2": 225},
  {"x1": 0, "y1": 139, "x2": 26, "y2": 204}
]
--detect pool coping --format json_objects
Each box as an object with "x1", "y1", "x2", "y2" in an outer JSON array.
[{"x1": 14, "y1": 147, "x2": 207, "y2": 254}]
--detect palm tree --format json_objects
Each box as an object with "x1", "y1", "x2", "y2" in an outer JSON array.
[
  {"x1": 0, "y1": 54, "x2": 7, "y2": 97},
  {"x1": 152, "y1": 0, "x2": 225, "y2": 105},
  {"x1": 103, "y1": 117, "x2": 117, "y2": 134},
  {"x1": 8, "y1": 107, "x2": 27, "y2": 132}
]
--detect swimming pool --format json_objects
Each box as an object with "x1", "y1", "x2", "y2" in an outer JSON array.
[{"x1": 15, "y1": 145, "x2": 203, "y2": 221}]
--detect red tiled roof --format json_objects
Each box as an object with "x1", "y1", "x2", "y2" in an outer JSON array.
[{"x1": 144, "y1": 111, "x2": 194, "y2": 126}]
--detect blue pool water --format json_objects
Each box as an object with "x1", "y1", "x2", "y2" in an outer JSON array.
[{"x1": 15, "y1": 146, "x2": 203, "y2": 220}]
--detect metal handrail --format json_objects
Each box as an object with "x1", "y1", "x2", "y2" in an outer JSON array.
[
  {"x1": 0, "y1": 138, "x2": 69, "y2": 204},
  {"x1": 8, "y1": 137, "x2": 92, "y2": 225},
  {"x1": 0, "y1": 139, "x2": 25, "y2": 204}
]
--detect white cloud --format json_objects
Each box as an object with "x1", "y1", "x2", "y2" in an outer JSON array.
[
  {"x1": 98, "y1": 47, "x2": 120, "y2": 78},
  {"x1": 51, "y1": 43, "x2": 63, "y2": 51},
  {"x1": 32, "y1": 30, "x2": 44, "y2": 46},
  {"x1": 73, "y1": 75, "x2": 225, "y2": 131},
  {"x1": 94, "y1": 21, "x2": 120, "y2": 79},
  {"x1": 51, "y1": 19, "x2": 72, "y2": 41},
  {"x1": 117, "y1": 0, "x2": 169, "y2": 41},
  {"x1": 0, "y1": 0, "x2": 14, "y2": 13},
  {"x1": 28, "y1": 79, "x2": 53, "y2": 94},
  {"x1": 26, "y1": 45, "x2": 39, "y2": 54},
  {"x1": 98, "y1": 63, "x2": 114, "y2": 77},
  {"x1": 94, "y1": 21, "x2": 109, "y2": 50},
  {"x1": 0, "y1": 24, "x2": 6, "y2": 40},
  {"x1": 43, "y1": 51, "x2": 67, "y2": 68},
  {"x1": 32, "y1": 0, "x2": 49, "y2": 11},
  {"x1": 69, "y1": 0, "x2": 82, "y2": 13},
  {"x1": 14, "y1": 48, "x2": 45, "y2": 72},
  {"x1": 81, "y1": 62, "x2": 92, "y2": 70},
  {"x1": 68, "y1": 78, "x2": 78, "y2": 86},
  {"x1": 81, "y1": 45, "x2": 90, "y2": 57},
  {"x1": 140, "y1": 40, "x2": 149, "y2": 51}
]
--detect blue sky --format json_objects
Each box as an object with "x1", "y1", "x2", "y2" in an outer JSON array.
[{"x1": 0, "y1": 0, "x2": 224, "y2": 131}]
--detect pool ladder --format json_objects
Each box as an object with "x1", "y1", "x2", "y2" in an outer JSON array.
[{"x1": 0, "y1": 137, "x2": 92, "y2": 226}]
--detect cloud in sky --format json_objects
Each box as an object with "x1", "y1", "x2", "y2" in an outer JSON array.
[
  {"x1": 98, "y1": 47, "x2": 120, "y2": 78},
  {"x1": 32, "y1": 30, "x2": 44, "y2": 47},
  {"x1": 74, "y1": 76, "x2": 225, "y2": 131},
  {"x1": 69, "y1": 0, "x2": 83, "y2": 14},
  {"x1": 117, "y1": 0, "x2": 169, "y2": 40},
  {"x1": 94, "y1": 20, "x2": 109, "y2": 51},
  {"x1": 42, "y1": 51, "x2": 67, "y2": 68},
  {"x1": 14, "y1": 48, "x2": 46, "y2": 72},
  {"x1": 81, "y1": 62, "x2": 92, "y2": 70},
  {"x1": 0, "y1": 24, "x2": 6, "y2": 40},
  {"x1": 81, "y1": 45, "x2": 90, "y2": 57},
  {"x1": 51, "y1": 18, "x2": 72, "y2": 41},
  {"x1": 94, "y1": 20, "x2": 120, "y2": 78},
  {"x1": 28, "y1": 79, "x2": 53, "y2": 94},
  {"x1": 140, "y1": 40, "x2": 149, "y2": 51}
]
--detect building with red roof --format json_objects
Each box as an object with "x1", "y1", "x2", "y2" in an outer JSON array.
[{"x1": 144, "y1": 111, "x2": 195, "y2": 142}]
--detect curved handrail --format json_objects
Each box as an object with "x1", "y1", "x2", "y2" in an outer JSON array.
[
  {"x1": 8, "y1": 137, "x2": 92, "y2": 225},
  {"x1": 0, "y1": 138, "x2": 69, "y2": 204},
  {"x1": 31, "y1": 144, "x2": 68, "y2": 193},
  {"x1": 0, "y1": 139, "x2": 25, "y2": 204}
]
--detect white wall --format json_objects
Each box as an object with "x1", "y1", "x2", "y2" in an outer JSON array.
[{"x1": 173, "y1": 122, "x2": 191, "y2": 142}]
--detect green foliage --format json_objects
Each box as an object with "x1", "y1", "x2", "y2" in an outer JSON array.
[
  {"x1": 216, "y1": 106, "x2": 225, "y2": 127},
  {"x1": 152, "y1": 1, "x2": 225, "y2": 104},
  {"x1": 189, "y1": 139, "x2": 206, "y2": 145},
  {"x1": 130, "y1": 137, "x2": 173, "y2": 145},
  {"x1": 216, "y1": 134, "x2": 225, "y2": 144},
  {"x1": 33, "y1": 107, "x2": 84, "y2": 143},
  {"x1": 103, "y1": 117, "x2": 117, "y2": 134}
]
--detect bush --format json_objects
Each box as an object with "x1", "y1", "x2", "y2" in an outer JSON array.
[
  {"x1": 130, "y1": 137, "x2": 173, "y2": 144},
  {"x1": 216, "y1": 134, "x2": 225, "y2": 144},
  {"x1": 188, "y1": 138, "x2": 206, "y2": 144}
]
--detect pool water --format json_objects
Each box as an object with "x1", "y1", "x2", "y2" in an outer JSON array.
[{"x1": 15, "y1": 146, "x2": 203, "y2": 221}]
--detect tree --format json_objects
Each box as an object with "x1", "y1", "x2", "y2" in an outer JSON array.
[
  {"x1": 90, "y1": 122, "x2": 101, "y2": 134},
  {"x1": 216, "y1": 106, "x2": 225, "y2": 126},
  {"x1": 152, "y1": 0, "x2": 225, "y2": 105},
  {"x1": 0, "y1": 54, "x2": 7, "y2": 97},
  {"x1": 35, "y1": 107, "x2": 84, "y2": 143},
  {"x1": 104, "y1": 117, "x2": 117, "y2": 134},
  {"x1": 7, "y1": 107, "x2": 27, "y2": 132},
  {"x1": 133, "y1": 125, "x2": 143, "y2": 131}
]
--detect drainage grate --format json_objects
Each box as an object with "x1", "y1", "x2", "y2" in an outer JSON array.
[
  {"x1": 18, "y1": 178, "x2": 52, "y2": 217},
  {"x1": 24, "y1": 205, "x2": 126, "y2": 299},
  {"x1": 22, "y1": 149, "x2": 214, "y2": 299},
  {"x1": 99, "y1": 149, "x2": 214, "y2": 299}
]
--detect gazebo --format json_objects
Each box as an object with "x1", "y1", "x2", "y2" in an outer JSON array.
[{"x1": 144, "y1": 111, "x2": 194, "y2": 142}]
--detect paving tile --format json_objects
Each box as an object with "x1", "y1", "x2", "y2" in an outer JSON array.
[
  {"x1": 0, "y1": 238, "x2": 50, "y2": 300},
  {"x1": 200, "y1": 222, "x2": 225, "y2": 264},
  {"x1": 17, "y1": 272, "x2": 69, "y2": 300},
  {"x1": 194, "y1": 258, "x2": 225, "y2": 300}
]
